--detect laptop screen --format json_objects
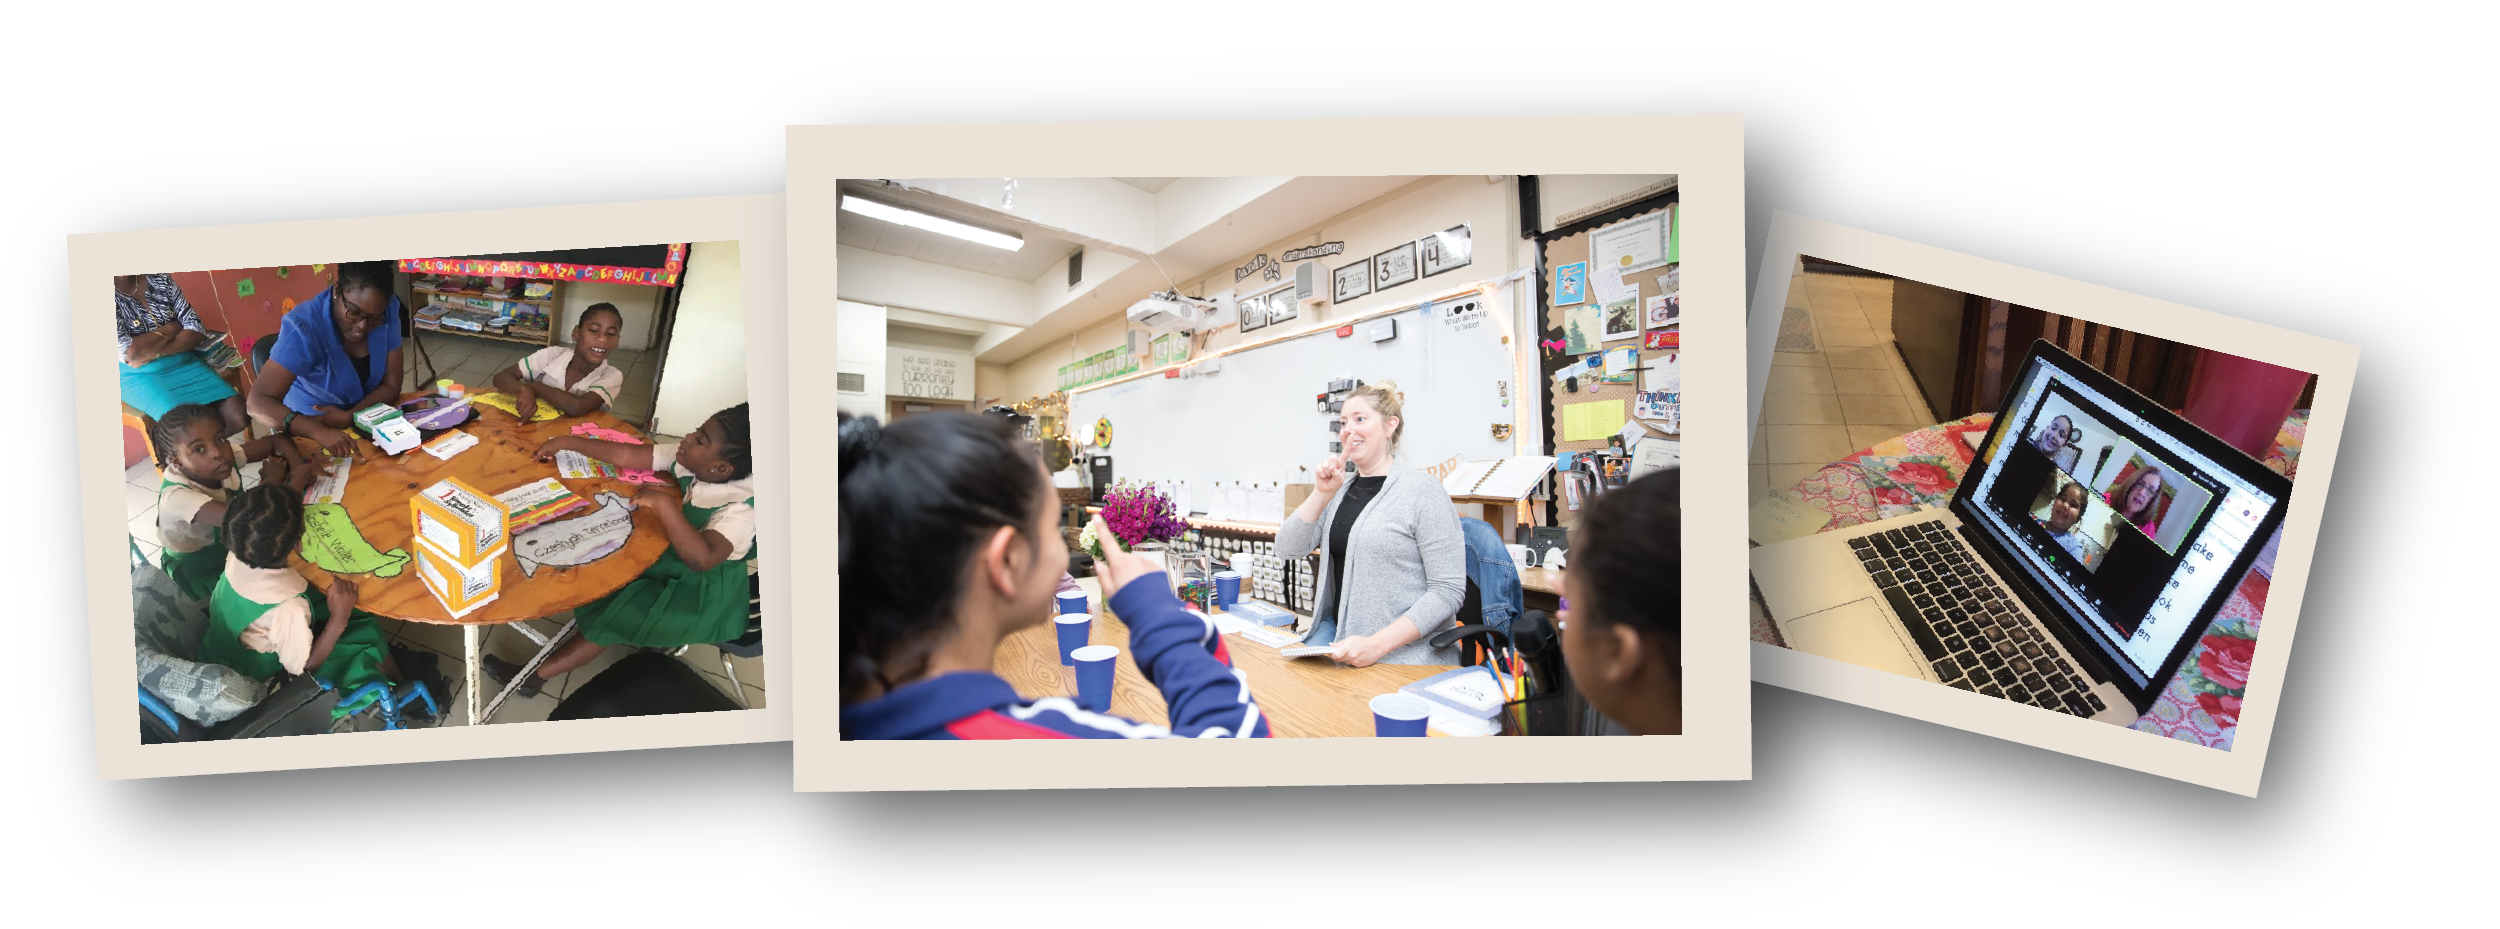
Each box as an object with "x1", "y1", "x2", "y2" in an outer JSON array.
[{"x1": 1957, "y1": 347, "x2": 2284, "y2": 691}]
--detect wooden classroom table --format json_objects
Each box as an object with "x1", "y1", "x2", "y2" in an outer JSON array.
[
  {"x1": 993, "y1": 578, "x2": 1458, "y2": 737},
  {"x1": 287, "y1": 395, "x2": 677, "y2": 725},
  {"x1": 1519, "y1": 565, "x2": 1565, "y2": 615}
]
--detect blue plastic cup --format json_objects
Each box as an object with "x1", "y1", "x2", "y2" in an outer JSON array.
[
  {"x1": 1214, "y1": 571, "x2": 1241, "y2": 608},
  {"x1": 1053, "y1": 614, "x2": 1091, "y2": 665},
  {"x1": 1055, "y1": 591, "x2": 1089, "y2": 615},
  {"x1": 1072, "y1": 645, "x2": 1119, "y2": 712},
  {"x1": 1370, "y1": 693, "x2": 1432, "y2": 737}
]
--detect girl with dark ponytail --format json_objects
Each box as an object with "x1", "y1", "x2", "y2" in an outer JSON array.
[{"x1": 836, "y1": 411, "x2": 1268, "y2": 739}]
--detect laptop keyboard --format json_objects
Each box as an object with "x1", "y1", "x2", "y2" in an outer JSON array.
[{"x1": 1848, "y1": 520, "x2": 2110, "y2": 718}]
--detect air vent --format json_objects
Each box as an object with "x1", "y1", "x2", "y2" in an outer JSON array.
[
  {"x1": 837, "y1": 372, "x2": 867, "y2": 394},
  {"x1": 1068, "y1": 247, "x2": 1084, "y2": 290}
]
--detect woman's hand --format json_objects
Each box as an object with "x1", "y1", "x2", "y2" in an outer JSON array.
[
  {"x1": 1314, "y1": 454, "x2": 1347, "y2": 497},
  {"x1": 1331, "y1": 632, "x2": 1392, "y2": 668},
  {"x1": 315, "y1": 405, "x2": 355, "y2": 429},
  {"x1": 1087, "y1": 516, "x2": 1163, "y2": 601},
  {"x1": 304, "y1": 421, "x2": 357, "y2": 458}
]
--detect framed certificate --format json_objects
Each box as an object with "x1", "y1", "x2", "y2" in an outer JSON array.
[
  {"x1": 1373, "y1": 240, "x2": 1418, "y2": 290},
  {"x1": 1419, "y1": 224, "x2": 1472, "y2": 278},
  {"x1": 1239, "y1": 292, "x2": 1269, "y2": 332},
  {"x1": 1266, "y1": 287, "x2": 1299, "y2": 324},
  {"x1": 1331, "y1": 258, "x2": 1371, "y2": 304}
]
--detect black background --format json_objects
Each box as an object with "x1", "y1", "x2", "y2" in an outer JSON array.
[{"x1": 9, "y1": 49, "x2": 2450, "y2": 924}]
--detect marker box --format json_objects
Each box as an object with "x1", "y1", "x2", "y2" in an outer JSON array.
[{"x1": 409, "y1": 477, "x2": 511, "y2": 562}]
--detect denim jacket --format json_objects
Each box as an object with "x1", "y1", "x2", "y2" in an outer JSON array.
[{"x1": 1458, "y1": 517, "x2": 1523, "y2": 636}]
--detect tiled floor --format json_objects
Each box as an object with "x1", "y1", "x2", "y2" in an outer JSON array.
[
  {"x1": 123, "y1": 330, "x2": 761, "y2": 725},
  {"x1": 1753, "y1": 270, "x2": 1942, "y2": 501},
  {"x1": 403, "y1": 332, "x2": 663, "y2": 428}
]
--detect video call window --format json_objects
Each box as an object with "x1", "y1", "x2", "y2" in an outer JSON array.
[{"x1": 2025, "y1": 470, "x2": 2121, "y2": 575}]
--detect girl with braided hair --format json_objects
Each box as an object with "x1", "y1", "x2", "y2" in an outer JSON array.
[
  {"x1": 148, "y1": 402, "x2": 320, "y2": 600},
  {"x1": 835, "y1": 411, "x2": 1268, "y2": 739},
  {"x1": 201, "y1": 485, "x2": 401, "y2": 717},
  {"x1": 485, "y1": 404, "x2": 761, "y2": 696}
]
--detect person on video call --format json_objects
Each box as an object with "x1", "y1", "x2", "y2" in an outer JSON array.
[
  {"x1": 2111, "y1": 466, "x2": 2168, "y2": 534},
  {"x1": 2033, "y1": 414, "x2": 2082, "y2": 474},
  {"x1": 2037, "y1": 481, "x2": 2105, "y2": 570}
]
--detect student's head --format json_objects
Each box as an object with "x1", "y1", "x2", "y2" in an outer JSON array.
[
  {"x1": 2118, "y1": 467, "x2": 2165, "y2": 520},
  {"x1": 2037, "y1": 415, "x2": 2073, "y2": 455},
  {"x1": 572, "y1": 303, "x2": 623, "y2": 366},
  {"x1": 223, "y1": 485, "x2": 305, "y2": 570},
  {"x1": 838, "y1": 411, "x2": 1063, "y2": 705},
  {"x1": 1558, "y1": 468, "x2": 1682, "y2": 735},
  {"x1": 332, "y1": 261, "x2": 397, "y2": 343},
  {"x1": 150, "y1": 403, "x2": 235, "y2": 484},
  {"x1": 1339, "y1": 381, "x2": 1405, "y2": 468},
  {"x1": 2047, "y1": 480, "x2": 2089, "y2": 533},
  {"x1": 675, "y1": 403, "x2": 753, "y2": 484},
  {"x1": 114, "y1": 275, "x2": 149, "y2": 298}
]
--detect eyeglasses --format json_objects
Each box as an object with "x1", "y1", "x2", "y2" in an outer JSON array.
[{"x1": 336, "y1": 288, "x2": 391, "y2": 325}]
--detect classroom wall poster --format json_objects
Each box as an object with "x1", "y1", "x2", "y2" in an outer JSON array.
[{"x1": 1553, "y1": 261, "x2": 1588, "y2": 306}]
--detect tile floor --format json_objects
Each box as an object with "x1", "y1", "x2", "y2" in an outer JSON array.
[
  {"x1": 403, "y1": 332, "x2": 664, "y2": 428},
  {"x1": 123, "y1": 329, "x2": 761, "y2": 725},
  {"x1": 1753, "y1": 270, "x2": 1942, "y2": 501}
]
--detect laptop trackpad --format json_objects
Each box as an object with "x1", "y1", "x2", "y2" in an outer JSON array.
[{"x1": 1784, "y1": 598, "x2": 1928, "y2": 681}]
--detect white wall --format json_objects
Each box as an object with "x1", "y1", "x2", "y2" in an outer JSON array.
[
  {"x1": 835, "y1": 299, "x2": 887, "y2": 421},
  {"x1": 557, "y1": 280, "x2": 664, "y2": 352},
  {"x1": 650, "y1": 241, "x2": 747, "y2": 438}
]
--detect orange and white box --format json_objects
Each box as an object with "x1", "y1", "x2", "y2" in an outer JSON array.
[
  {"x1": 413, "y1": 534, "x2": 504, "y2": 619},
  {"x1": 410, "y1": 477, "x2": 510, "y2": 563}
]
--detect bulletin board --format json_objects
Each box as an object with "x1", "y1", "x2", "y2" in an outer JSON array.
[{"x1": 1536, "y1": 194, "x2": 1679, "y2": 523}]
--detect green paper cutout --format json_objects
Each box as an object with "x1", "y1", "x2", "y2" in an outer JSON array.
[
  {"x1": 277, "y1": 267, "x2": 290, "y2": 278},
  {"x1": 301, "y1": 502, "x2": 410, "y2": 577},
  {"x1": 236, "y1": 278, "x2": 256, "y2": 297}
]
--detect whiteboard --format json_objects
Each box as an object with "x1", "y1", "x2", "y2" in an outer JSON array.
[{"x1": 1070, "y1": 298, "x2": 1517, "y2": 516}]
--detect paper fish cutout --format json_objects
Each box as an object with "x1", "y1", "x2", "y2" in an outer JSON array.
[
  {"x1": 468, "y1": 391, "x2": 563, "y2": 423},
  {"x1": 300, "y1": 502, "x2": 410, "y2": 578},
  {"x1": 514, "y1": 492, "x2": 638, "y2": 578}
]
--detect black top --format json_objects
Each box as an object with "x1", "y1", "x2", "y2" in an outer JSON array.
[
  {"x1": 346, "y1": 349, "x2": 371, "y2": 385},
  {"x1": 1317, "y1": 474, "x2": 1387, "y2": 624}
]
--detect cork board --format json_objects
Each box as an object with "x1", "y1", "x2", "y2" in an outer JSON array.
[{"x1": 1541, "y1": 200, "x2": 1679, "y2": 458}]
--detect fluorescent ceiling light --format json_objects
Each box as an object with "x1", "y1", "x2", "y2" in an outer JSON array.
[{"x1": 842, "y1": 195, "x2": 1024, "y2": 252}]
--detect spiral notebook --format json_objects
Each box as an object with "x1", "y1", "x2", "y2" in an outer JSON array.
[{"x1": 1440, "y1": 455, "x2": 1558, "y2": 499}]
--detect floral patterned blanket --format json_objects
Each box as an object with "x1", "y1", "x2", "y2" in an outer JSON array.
[{"x1": 1756, "y1": 411, "x2": 2307, "y2": 751}]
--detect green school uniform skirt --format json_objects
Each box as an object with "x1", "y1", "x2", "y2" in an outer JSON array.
[
  {"x1": 202, "y1": 578, "x2": 393, "y2": 718},
  {"x1": 157, "y1": 541, "x2": 226, "y2": 603},
  {"x1": 571, "y1": 487, "x2": 753, "y2": 649}
]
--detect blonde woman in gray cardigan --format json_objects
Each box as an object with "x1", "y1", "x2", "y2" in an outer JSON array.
[{"x1": 1276, "y1": 382, "x2": 1468, "y2": 666}]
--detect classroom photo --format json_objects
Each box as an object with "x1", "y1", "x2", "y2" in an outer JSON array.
[
  {"x1": 834, "y1": 175, "x2": 1689, "y2": 739},
  {"x1": 119, "y1": 243, "x2": 762, "y2": 741},
  {"x1": 1746, "y1": 254, "x2": 2313, "y2": 750}
]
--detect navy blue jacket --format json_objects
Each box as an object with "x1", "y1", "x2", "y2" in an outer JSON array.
[{"x1": 839, "y1": 573, "x2": 1271, "y2": 739}]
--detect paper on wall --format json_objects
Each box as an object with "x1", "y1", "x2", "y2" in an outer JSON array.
[
  {"x1": 1632, "y1": 438, "x2": 1681, "y2": 478},
  {"x1": 1616, "y1": 418, "x2": 1649, "y2": 449},
  {"x1": 1560, "y1": 400, "x2": 1627, "y2": 442}
]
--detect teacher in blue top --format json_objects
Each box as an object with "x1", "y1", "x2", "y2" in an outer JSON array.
[{"x1": 245, "y1": 261, "x2": 404, "y2": 457}]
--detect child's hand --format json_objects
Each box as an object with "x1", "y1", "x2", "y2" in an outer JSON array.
[
  {"x1": 1087, "y1": 516, "x2": 1164, "y2": 601},
  {"x1": 513, "y1": 386, "x2": 538, "y2": 419},
  {"x1": 633, "y1": 486, "x2": 679, "y2": 512},
  {"x1": 261, "y1": 455, "x2": 291, "y2": 486},
  {"x1": 531, "y1": 436, "x2": 575, "y2": 463},
  {"x1": 289, "y1": 457, "x2": 328, "y2": 492},
  {"x1": 327, "y1": 578, "x2": 360, "y2": 613}
]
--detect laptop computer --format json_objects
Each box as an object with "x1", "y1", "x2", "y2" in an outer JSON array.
[{"x1": 1750, "y1": 340, "x2": 2294, "y2": 722}]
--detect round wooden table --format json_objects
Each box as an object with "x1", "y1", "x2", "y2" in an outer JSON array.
[{"x1": 286, "y1": 396, "x2": 680, "y2": 724}]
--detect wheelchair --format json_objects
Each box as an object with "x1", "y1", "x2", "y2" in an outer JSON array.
[{"x1": 133, "y1": 538, "x2": 442, "y2": 743}]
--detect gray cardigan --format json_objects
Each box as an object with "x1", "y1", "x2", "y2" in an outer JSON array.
[{"x1": 1276, "y1": 462, "x2": 1467, "y2": 666}]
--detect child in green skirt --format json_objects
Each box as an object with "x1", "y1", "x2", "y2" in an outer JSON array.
[
  {"x1": 149, "y1": 402, "x2": 312, "y2": 601},
  {"x1": 202, "y1": 485, "x2": 401, "y2": 717},
  {"x1": 486, "y1": 403, "x2": 755, "y2": 696}
]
